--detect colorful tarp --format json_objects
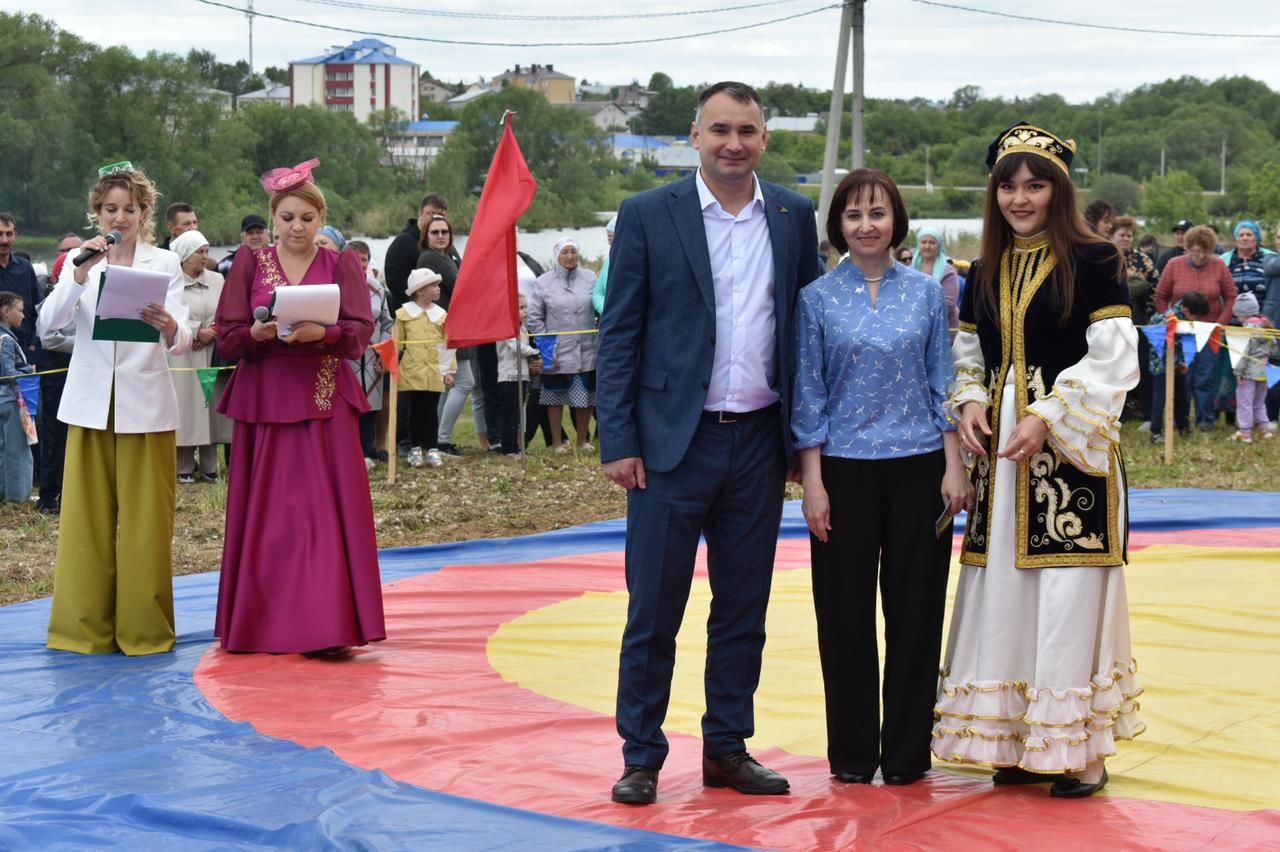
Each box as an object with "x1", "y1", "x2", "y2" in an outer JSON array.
[{"x1": 2, "y1": 490, "x2": 1278, "y2": 850}]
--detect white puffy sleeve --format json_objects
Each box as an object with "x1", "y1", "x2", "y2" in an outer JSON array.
[
  {"x1": 946, "y1": 328, "x2": 987, "y2": 424},
  {"x1": 1026, "y1": 317, "x2": 1139, "y2": 475}
]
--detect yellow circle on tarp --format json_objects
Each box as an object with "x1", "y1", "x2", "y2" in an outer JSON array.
[{"x1": 488, "y1": 544, "x2": 1280, "y2": 812}]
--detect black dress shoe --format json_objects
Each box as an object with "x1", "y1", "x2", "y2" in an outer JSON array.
[
  {"x1": 702, "y1": 751, "x2": 789, "y2": 795},
  {"x1": 611, "y1": 765, "x2": 659, "y2": 805},
  {"x1": 1050, "y1": 768, "x2": 1108, "y2": 799},
  {"x1": 882, "y1": 771, "x2": 927, "y2": 786},
  {"x1": 833, "y1": 771, "x2": 873, "y2": 784},
  {"x1": 993, "y1": 766, "x2": 1065, "y2": 785}
]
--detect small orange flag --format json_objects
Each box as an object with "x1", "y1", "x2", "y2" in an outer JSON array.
[
  {"x1": 1207, "y1": 325, "x2": 1224, "y2": 354},
  {"x1": 371, "y1": 339, "x2": 400, "y2": 380}
]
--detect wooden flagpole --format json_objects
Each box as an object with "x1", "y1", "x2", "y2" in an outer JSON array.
[{"x1": 386, "y1": 374, "x2": 399, "y2": 483}]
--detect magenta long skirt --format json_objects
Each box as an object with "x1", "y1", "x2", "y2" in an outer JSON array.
[{"x1": 215, "y1": 403, "x2": 386, "y2": 653}]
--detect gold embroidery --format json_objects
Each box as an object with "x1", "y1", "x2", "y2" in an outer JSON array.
[
  {"x1": 314, "y1": 355, "x2": 338, "y2": 411},
  {"x1": 958, "y1": 320, "x2": 977, "y2": 334},
  {"x1": 257, "y1": 248, "x2": 287, "y2": 291},
  {"x1": 1028, "y1": 451, "x2": 1105, "y2": 551},
  {"x1": 1089, "y1": 304, "x2": 1131, "y2": 323},
  {"x1": 1026, "y1": 365, "x2": 1048, "y2": 402}
]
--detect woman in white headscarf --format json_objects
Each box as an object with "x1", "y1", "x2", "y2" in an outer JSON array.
[
  {"x1": 169, "y1": 229, "x2": 231, "y2": 483},
  {"x1": 912, "y1": 227, "x2": 960, "y2": 341},
  {"x1": 527, "y1": 236, "x2": 598, "y2": 452}
]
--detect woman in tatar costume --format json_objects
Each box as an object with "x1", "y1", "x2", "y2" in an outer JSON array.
[{"x1": 931, "y1": 123, "x2": 1144, "y2": 798}]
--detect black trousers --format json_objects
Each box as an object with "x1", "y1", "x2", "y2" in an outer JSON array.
[
  {"x1": 358, "y1": 410, "x2": 378, "y2": 457},
  {"x1": 37, "y1": 371, "x2": 68, "y2": 509},
  {"x1": 475, "y1": 343, "x2": 502, "y2": 445},
  {"x1": 496, "y1": 380, "x2": 525, "y2": 454},
  {"x1": 524, "y1": 376, "x2": 554, "y2": 446},
  {"x1": 405, "y1": 390, "x2": 441, "y2": 450},
  {"x1": 811, "y1": 450, "x2": 951, "y2": 777}
]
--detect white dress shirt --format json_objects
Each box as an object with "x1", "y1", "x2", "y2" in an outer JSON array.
[{"x1": 696, "y1": 168, "x2": 777, "y2": 413}]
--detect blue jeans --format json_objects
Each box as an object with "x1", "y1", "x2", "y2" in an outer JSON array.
[
  {"x1": 1149, "y1": 371, "x2": 1189, "y2": 435},
  {"x1": 0, "y1": 400, "x2": 33, "y2": 502},
  {"x1": 1189, "y1": 351, "x2": 1218, "y2": 429}
]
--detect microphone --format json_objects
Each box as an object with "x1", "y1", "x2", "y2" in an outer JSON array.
[
  {"x1": 253, "y1": 305, "x2": 272, "y2": 323},
  {"x1": 72, "y1": 230, "x2": 123, "y2": 267}
]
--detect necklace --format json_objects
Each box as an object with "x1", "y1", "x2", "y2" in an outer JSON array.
[{"x1": 863, "y1": 275, "x2": 884, "y2": 284}]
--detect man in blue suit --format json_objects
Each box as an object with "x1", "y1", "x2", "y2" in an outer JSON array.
[{"x1": 597, "y1": 81, "x2": 823, "y2": 805}]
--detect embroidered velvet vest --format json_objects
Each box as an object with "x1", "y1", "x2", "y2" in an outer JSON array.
[{"x1": 958, "y1": 235, "x2": 1132, "y2": 568}]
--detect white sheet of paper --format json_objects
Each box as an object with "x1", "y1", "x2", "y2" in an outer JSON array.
[
  {"x1": 273, "y1": 284, "x2": 341, "y2": 335},
  {"x1": 96, "y1": 265, "x2": 171, "y2": 320}
]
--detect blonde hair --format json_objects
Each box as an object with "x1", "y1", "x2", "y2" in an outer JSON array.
[
  {"x1": 88, "y1": 168, "x2": 160, "y2": 244},
  {"x1": 268, "y1": 182, "x2": 327, "y2": 220},
  {"x1": 1183, "y1": 225, "x2": 1216, "y2": 253}
]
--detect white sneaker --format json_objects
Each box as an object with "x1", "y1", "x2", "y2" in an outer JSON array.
[
  {"x1": 1137, "y1": 421, "x2": 1151, "y2": 433},
  {"x1": 408, "y1": 447, "x2": 425, "y2": 468},
  {"x1": 364, "y1": 457, "x2": 376, "y2": 472},
  {"x1": 426, "y1": 449, "x2": 443, "y2": 467}
]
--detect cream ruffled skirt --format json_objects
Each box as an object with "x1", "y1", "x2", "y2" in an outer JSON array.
[{"x1": 931, "y1": 375, "x2": 1145, "y2": 773}]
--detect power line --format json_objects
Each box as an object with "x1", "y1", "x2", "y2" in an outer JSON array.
[
  {"x1": 285, "y1": 0, "x2": 808, "y2": 21},
  {"x1": 192, "y1": 0, "x2": 842, "y2": 47},
  {"x1": 910, "y1": 0, "x2": 1280, "y2": 39}
]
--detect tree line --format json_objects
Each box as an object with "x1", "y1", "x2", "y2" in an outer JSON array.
[{"x1": 3, "y1": 11, "x2": 1278, "y2": 242}]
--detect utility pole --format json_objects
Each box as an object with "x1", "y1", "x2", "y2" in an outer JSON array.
[
  {"x1": 818, "y1": 2, "x2": 867, "y2": 227},
  {"x1": 1220, "y1": 136, "x2": 1227, "y2": 195},
  {"x1": 1096, "y1": 109, "x2": 1103, "y2": 176},
  {"x1": 925, "y1": 145, "x2": 932, "y2": 194},
  {"x1": 818, "y1": 2, "x2": 853, "y2": 228},
  {"x1": 1160, "y1": 147, "x2": 1166, "y2": 178},
  {"x1": 246, "y1": 0, "x2": 255, "y2": 74},
  {"x1": 850, "y1": 0, "x2": 866, "y2": 170}
]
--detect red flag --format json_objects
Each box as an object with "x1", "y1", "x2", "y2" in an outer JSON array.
[
  {"x1": 371, "y1": 339, "x2": 400, "y2": 380},
  {"x1": 445, "y1": 113, "x2": 538, "y2": 347}
]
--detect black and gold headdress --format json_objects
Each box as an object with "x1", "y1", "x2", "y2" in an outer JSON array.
[{"x1": 985, "y1": 122, "x2": 1076, "y2": 175}]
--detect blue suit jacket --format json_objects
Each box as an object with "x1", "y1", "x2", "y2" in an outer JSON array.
[{"x1": 597, "y1": 175, "x2": 823, "y2": 472}]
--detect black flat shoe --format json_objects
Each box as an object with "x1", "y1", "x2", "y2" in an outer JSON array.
[
  {"x1": 993, "y1": 766, "x2": 1065, "y2": 785},
  {"x1": 882, "y1": 771, "x2": 927, "y2": 786},
  {"x1": 611, "y1": 765, "x2": 659, "y2": 805},
  {"x1": 1050, "y1": 768, "x2": 1108, "y2": 799},
  {"x1": 703, "y1": 751, "x2": 789, "y2": 794},
  {"x1": 833, "y1": 771, "x2": 873, "y2": 784}
]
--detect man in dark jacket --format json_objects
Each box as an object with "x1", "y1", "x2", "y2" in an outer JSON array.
[
  {"x1": 1156, "y1": 219, "x2": 1192, "y2": 274},
  {"x1": 384, "y1": 193, "x2": 449, "y2": 310}
]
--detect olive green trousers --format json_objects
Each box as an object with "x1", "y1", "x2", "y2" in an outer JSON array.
[{"x1": 46, "y1": 413, "x2": 177, "y2": 656}]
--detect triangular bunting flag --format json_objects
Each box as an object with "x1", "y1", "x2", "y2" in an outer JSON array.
[
  {"x1": 1223, "y1": 328, "x2": 1250, "y2": 371},
  {"x1": 196, "y1": 368, "x2": 220, "y2": 406},
  {"x1": 1190, "y1": 321, "x2": 1217, "y2": 355},
  {"x1": 1141, "y1": 324, "x2": 1166, "y2": 360},
  {"x1": 371, "y1": 339, "x2": 400, "y2": 380},
  {"x1": 532, "y1": 333, "x2": 558, "y2": 371},
  {"x1": 1267, "y1": 364, "x2": 1280, "y2": 388}
]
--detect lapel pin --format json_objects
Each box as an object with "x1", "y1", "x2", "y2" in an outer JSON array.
[{"x1": 779, "y1": 206, "x2": 789, "y2": 214}]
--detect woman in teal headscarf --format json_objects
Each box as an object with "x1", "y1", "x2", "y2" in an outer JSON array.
[
  {"x1": 911, "y1": 227, "x2": 960, "y2": 339},
  {"x1": 592, "y1": 215, "x2": 616, "y2": 318}
]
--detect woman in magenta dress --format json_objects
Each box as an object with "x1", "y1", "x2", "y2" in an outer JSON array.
[{"x1": 214, "y1": 159, "x2": 384, "y2": 655}]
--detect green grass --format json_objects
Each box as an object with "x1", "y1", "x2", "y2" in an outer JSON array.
[{"x1": 1, "y1": 416, "x2": 1273, "y2": 606}]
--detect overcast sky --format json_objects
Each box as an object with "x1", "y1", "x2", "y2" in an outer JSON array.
[{"x1": 15, "y1": 1, "x2": 1273, "y2": 104}]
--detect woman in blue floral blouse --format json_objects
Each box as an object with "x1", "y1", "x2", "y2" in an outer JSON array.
[{"x1": 792, "y1": 168, "x2": 971, "y2": 787}]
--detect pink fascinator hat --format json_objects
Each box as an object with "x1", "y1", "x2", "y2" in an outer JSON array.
[{"x1": 260, "y1": 158, "x2": 321, "y2": 194}]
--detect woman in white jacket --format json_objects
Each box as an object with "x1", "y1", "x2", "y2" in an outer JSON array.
[{"x1": 37, "y1": 162, "x2": 192, "y2": 656}]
